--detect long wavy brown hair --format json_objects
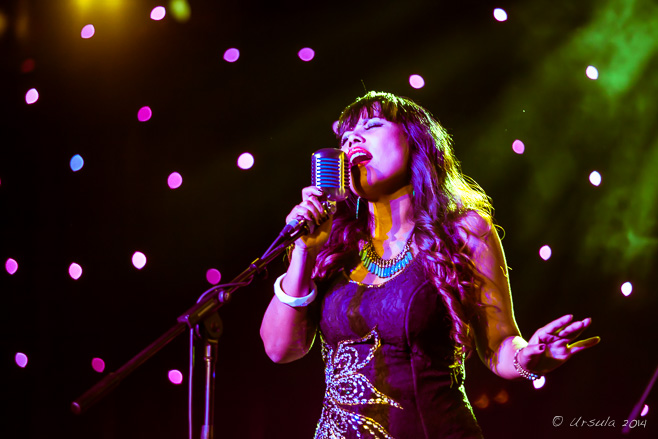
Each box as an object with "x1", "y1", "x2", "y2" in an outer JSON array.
[{"x1": 314, "y1": 91, "x2": 494, "y2": 361}]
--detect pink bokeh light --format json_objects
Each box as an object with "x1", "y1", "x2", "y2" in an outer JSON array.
[
  {"x1": 81, "y1": 24, "x2": 95, "y2": 39},
  {"x1": 512, "y1": 140, "x2": 525, "y2": 154},
  {"x1": 137, "y1": 106, "x2": 152, "y2": 122},
  {"x1": 539, "y1": 245, "x2": 552, "y2": 261},
  {"x1": 168, "y1": 172, "x2": 183, "y2": 189},
  {"x1": 91, "y1": 357, "x2": 106, "y2": 373},
  {"x1": 25, "y1": 88, "x2": 39, "y2": 104},
  {"x1": 298, "y1": 47, "x2": 315, "y2": 62},
  {"x1": 223, "y1": 48, "x2": 240, "y2": 62},
  {"x1": 168, "y1": 369, "x2": 184, "y2": 384},
  {"x1": 409, "y1": 74, "x2": 425, "y2": 89},
  {"x1": 15, "y1": 352, "x2": 28, "y2": 368},
  {"x1": 237, "y1": 152, "x2": 254, "y2": 170},
  {"x1": 206, "y1": 268, "x2": 221, "y2": 285},
  {"x1": 150, "y1": 6, "x2": 166, "y2": 20},
  {"x1": 6, "y1": 258, "x2": 18, "y2": 275},
  {"x1": 132, "y1": 251, "x2": 147, "y2": 270},
  {"x1": 69, "y1": 262, "x2": 83, "y2": 280}
]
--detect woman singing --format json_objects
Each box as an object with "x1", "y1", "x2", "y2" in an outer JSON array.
[{"x1": 260, "y1": 91, "x2": 600, "y2": 438}]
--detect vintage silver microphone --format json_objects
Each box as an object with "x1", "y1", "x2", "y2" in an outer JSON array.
[{"x1": 281, "y1": 148, "x2": 350, "y2": 239}]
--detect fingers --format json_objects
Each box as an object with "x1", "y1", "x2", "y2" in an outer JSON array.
[
  {"x1": 541, "y1": 314, "x2": 574, "y2": 335},
  {"x1": 568, "y1": 336, "x2": 601, "y2": 354},
  {"x1": 286, "y1": 186, "x2": 329, "y2": 226}
]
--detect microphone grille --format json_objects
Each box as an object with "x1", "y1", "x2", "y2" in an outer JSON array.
[{"x1": 311, "y1": 148, "x2": 349, "y2": 202}]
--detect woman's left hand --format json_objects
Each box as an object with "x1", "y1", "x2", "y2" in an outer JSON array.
[{"x1": 518, "y1": 314, "x2": 601, "y2": 376}]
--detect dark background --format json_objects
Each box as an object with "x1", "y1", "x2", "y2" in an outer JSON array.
[{"x1": 2, "y1": 1, "x2": 657, "y2": 438}]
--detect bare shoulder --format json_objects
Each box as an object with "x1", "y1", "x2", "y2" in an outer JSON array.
[{"x1": 455, "y1": 210, "x2": 493, "y2": 242}]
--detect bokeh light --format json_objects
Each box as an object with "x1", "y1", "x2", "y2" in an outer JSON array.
[
  {"x1": 132, "y1": 251, "x2": 147, "y2": 270},
  {"x1": 298, "y1": 47, "x2": 315, "y2": 62},
  {"x1": 586, "y1": 65, "x2": 599, "y2": 80},
  {"x1": 493, "y1": 389, "x2": 509, "y2": 404},
  {"x1": 70, "y1": 154, "x2": 84, "y2": 172},
  {"x1": 512, "y1": 139, "x2": 525, "y2": 154},
  {"x1": 332, "y1": 120, "x2": 340, "y2": 135},
  {"x1": 169, "y1": 0, "x2": 191, "y2": 22},
  {"x1": 168, "y1": 369, "x2": 184, "y2": 384},
  {"x1": 589, "y1": 170, "x2": 602, "y2": 186},
  {"x1": 15, "y1": 352, "x2": 28, "y2": 368},
  {"x1": 472, "y1": 394, "x2": 489, "y2": 409},
  {"x1": 69, "y1": 263, "x2": 83, "y2": 280},
  {"x1": 6, "y1": 258, "x2": 18, "y2": 275},
  {"x1": 641, "y1": 404, "x2": 649, "y2": 417},
  {"x1": 493, "y1": 8, "x2": 508, "y2": 22},
  {"x1": 168, "y1": 172, "x2": 183, "y2": 189},
  {"x1": 621, "y1": 281, "x2": 633, "y2": 296},
  {"x1": 409, "y1": 74, "x2": 425, "y2": 89},
  {"x1": 81, "y1": 24, "x2": 95, "y2": 39},
  {"x1": 539, "y1": 245, "x2": 552, "y2": 261},
  {"x1": 25, "y1": 88, "x2": 39, "y2": 104},
  {"x1": 137, "y1": 106, "x2": 152, "y2": 122},
  {"x1": 21, "y1": 58, "x2": 35, "y2": 73},
  {"x1": 91, "y1": 357, "x2": 105, "y2": 373},
  {"x1": 533, "y1": 376, "x2": 546, "y2": 389},
  {"x1": 237, "y1": 152, "x2": 254, "y2": 170},
  {"x1": 151, "y1": 6, "x2": 166, "y2": 20},
  {"x1": 223, "y1": 48, "x2": 240, "y2": 62},
  {"x1": 206, "y1": 268, "x2": 221, "y2": 285}
]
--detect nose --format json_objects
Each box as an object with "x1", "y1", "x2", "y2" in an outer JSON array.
[{"x1": 342, "y1": 131, "x2": 363, "y2": 150}]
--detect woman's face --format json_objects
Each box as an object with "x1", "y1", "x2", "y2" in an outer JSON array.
[{"x1": 339, "y1": 109, "x2": 410, "y2": 201}]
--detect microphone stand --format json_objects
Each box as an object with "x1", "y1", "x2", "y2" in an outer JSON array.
[{"x1": 71, "y1": 229, "x2": 304, "y2": 438}]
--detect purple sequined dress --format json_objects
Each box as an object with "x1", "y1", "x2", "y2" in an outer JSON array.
[{"x1": 314, "y1": 258, "x2": 483, "y2": 439}]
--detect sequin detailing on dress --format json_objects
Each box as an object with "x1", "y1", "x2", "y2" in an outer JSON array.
[{"x1": 314, "y1": 327, "x2": 402, "y2": 439}]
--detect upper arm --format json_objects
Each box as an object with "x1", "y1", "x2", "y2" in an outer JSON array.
[{"x1": 457, "y1": 212, "x2": 521, "y2": 366}]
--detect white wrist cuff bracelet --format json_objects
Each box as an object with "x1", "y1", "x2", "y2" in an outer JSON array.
[{"x1": 273, "y1": 273, "x2": 317, "y2": 307}]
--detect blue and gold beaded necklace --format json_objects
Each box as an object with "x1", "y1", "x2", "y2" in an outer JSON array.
[{"x1": 359, "y1": 234, "x2": 414, "y2": 278}]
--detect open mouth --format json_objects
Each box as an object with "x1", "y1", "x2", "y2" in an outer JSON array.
[{"x1": 348, "y1": 148, "x2": 373, "y2": 166}]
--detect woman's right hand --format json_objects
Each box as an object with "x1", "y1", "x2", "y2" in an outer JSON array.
[{"x1": 286, "y1": 186, "x2": 333, "y2": 251}]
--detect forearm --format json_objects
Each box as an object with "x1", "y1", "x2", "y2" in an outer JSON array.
[
  {"x1": 260, "y1": 245, "x2": 319, "y2": 363},
  {"x1": 486, "y1": 335, "x2": 528, "y2": 380}
]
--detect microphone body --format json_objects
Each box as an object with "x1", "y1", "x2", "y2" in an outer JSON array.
[{"x1": 282, "y1": 148, "x2": 350, "y2": 239}]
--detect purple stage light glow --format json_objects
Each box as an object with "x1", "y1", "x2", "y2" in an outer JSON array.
[
  {"x1": 137, "y1": 106, "x2": 152, "y2": 122},
  {"x1": 132, "y1": 252, "x2": 147, "y2": 270},
  {"x1": 15, "y1": 352, "x2": 29, "y2": 368},
  {"x1": 6, "y1": 258, "x2": 18, "y2": 275},
  {"x1": 69, "y1": 263, "x2": 83, "y2": 280},
  {"x1": 206, "y1": 268, "x2": 221, "y2": 285},
  {"x1": 237, "y1": 152, "x2": 254, "y2": 170},
  {"x1": 151, "y1": 6, "x2": 166, "y2": 20},
  {"x1": 641, "y1": 404, "x2": 649, "y2": 417},
  {"x1": 168, "y1": 369, "x2": 184, "y2": 384},
  {"x1": 298, "y1": 47, "x2": 315, "y2": 62},
  {"x1": 25, "y1": 88, "x2": 39, "y2": 104},
  {"x1": 223, "y1": 48, "x2": 240, "y2": 62},
  {"x1": 168, "y1": 172, "x2": 183, "y2": 189},
  {"x1": 512, "y1": 140, "x2": 525, "y2": 154},
  {"x1": 539, "y1": 245, "x2": 552, "y2": 261},
  {"x1": 92, "y1": 357, "x2": 106, "y2": 373},
  {"x1": 81, "y1": 24, "x2": 95, "y2": 39},
  {"x1": 409, "y1": 74, "x2": 425, "y2": 89}
]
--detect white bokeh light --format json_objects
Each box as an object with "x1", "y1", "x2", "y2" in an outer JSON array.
[{"x1": 237, "y1": 152, "x2": 254, "y2": 170}]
